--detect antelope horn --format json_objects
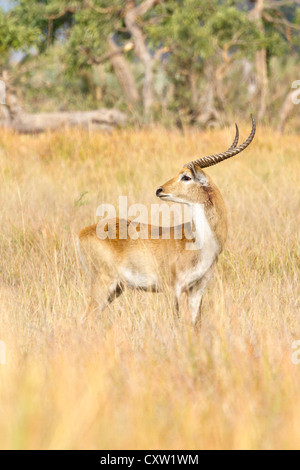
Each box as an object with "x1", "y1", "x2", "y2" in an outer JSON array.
[
  {"x1": 185, "y1": 115, "x2": 256, "y2": 170},
  {"x1": 228, "y1": 123, "x2": 239, "y2": 151}
]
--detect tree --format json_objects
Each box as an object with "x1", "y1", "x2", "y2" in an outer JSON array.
[
  {"x1": 7, "y1": 0, "x2": 163, "y2": 120},
  {"x1": 1, "y1": 0, "x2": 300, "y2": 129},
  {"x1": 68, "y1": 0, "x2": 163, "y2": 120},
  {"x1": 147, "y1": 0, "x2": 261, "y2": 125},
  {"x1": 248, "y1": 0, "x2": 300, "y2": 121}
]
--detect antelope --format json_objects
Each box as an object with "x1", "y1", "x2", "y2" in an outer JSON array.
[{"x1": 78, "y1": 116, "x2": 256, "y2": 325}]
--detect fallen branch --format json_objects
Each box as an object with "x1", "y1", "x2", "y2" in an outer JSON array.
[{"x1": 2, "y1": 107, "x2": 127, "y2": 133}]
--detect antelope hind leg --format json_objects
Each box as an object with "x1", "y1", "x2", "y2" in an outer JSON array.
[{"x1": 82, "y1": 280, "x2": 124, "y2": 323}]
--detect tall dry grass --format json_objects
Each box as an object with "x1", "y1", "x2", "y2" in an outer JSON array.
[{"x1": 0, "y1": 124, "x2": 299, "y2": 449}]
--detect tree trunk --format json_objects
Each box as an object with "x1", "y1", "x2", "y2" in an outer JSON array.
[
  {"x1": 107, "y1": 37, "x2": 140, "y2": 107},
  {"x1": 189, "y1": 71, "x2": 199, "y2": 109},
  {"x1": 256, "y1": 49, "x2": 268, "y2": 120},
  {"x1": 125, "y1": 0, "x2": 157, "y2": 121},
  {"x1": 195, "y1": 65, "x2": 221, "y2": 128},
  {"x1": 249, "y1": 0, "x2": 269, "y2": 121}
]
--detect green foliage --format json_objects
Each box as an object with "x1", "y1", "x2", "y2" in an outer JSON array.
[
  {"x1": 148, "y1": 0, "x2": 215, "y2": 61},
  {"x1": 0, "y1": 0, "x2": 299, "y2": 127},
  {"x1": 207, "y1": 5, "x2": 261, "y2": 52},
  {"x1": 66, "y1": 1, "x2": 126, "y2": 70},
  {"x1": 146, "y1": 1, "x2": 262, "y2": 114},
  {"x1": 0, "y1": 6, "x2": 41, "y2": 60}
]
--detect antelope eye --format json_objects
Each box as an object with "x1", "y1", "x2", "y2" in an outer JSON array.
[{"x1": 181, "y1": 175, "x2": 192, "y2": 181}]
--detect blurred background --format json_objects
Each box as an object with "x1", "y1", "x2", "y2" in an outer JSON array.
[
  {"x1": 0, "y1": 0, "x2": 299, "y2": 132},
  {"x1": 0, "y1": 1, "x2": 300, "y2": 451}
]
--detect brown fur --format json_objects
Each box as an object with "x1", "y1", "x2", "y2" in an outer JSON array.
[{"x1": 78, "y1": 165, "x2": 228, "y2": 324}]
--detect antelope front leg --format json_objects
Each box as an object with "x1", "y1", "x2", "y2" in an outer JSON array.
[
  {"x1": 174, "y1": 283, "x2": 202, "y2": 325},
  {"x1": 187, "y1": 285, "x2": 204, "y2": 327},
  {"x1": 187, "y1": 268, "x2": 214, "y2": 327}
]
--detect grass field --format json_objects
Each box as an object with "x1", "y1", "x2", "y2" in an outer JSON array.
[{"x1": 0, "y1": 124, "x2": 299, "y2": 450}]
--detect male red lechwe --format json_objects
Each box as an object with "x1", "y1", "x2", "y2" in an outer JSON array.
[{"x1": 78, "y1": 116, "x2": 256, "y2": 325}]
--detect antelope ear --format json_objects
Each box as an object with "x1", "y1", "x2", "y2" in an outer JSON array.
[
  {"x1": 195, "y1": 169, "x2": 209, "y2": 186},
  {"x1": 183, "y1": 163, "x2": 196, "y2": 179}
]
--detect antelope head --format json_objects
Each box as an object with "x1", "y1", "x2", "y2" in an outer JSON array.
[{"x1": 156, "y1": 116, "x2": 256, "y2": 205}]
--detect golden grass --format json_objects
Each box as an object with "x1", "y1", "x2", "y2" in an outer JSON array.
[{"x1": 0, "y1": 124, "x2": 299, "y2": 450}]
